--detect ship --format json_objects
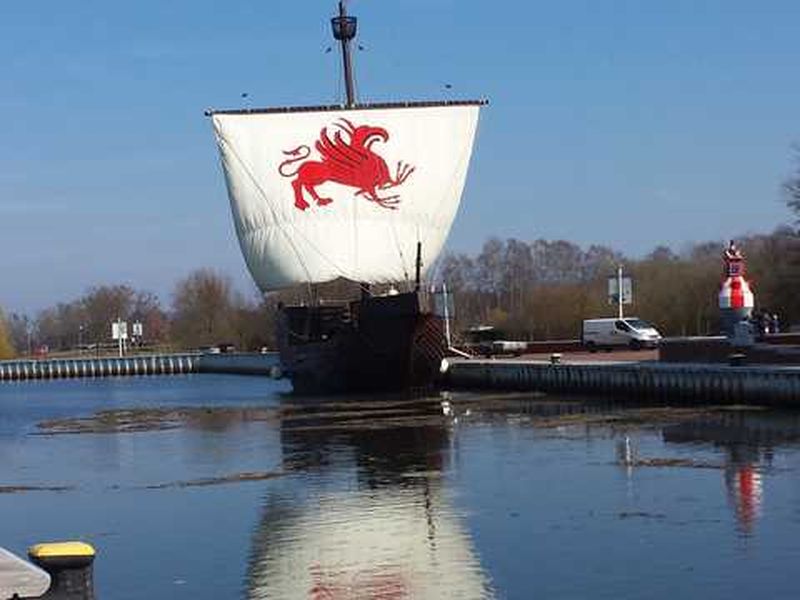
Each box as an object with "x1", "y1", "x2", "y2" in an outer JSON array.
[{"x1": 208, "y1": 2, "x2": 484, "y2": 394}]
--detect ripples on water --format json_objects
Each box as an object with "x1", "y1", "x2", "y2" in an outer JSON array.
[{"x1": 1, "y1": 376, "x2": 800, "y2": 599}]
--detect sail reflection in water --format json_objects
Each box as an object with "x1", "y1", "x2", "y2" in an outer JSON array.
[{"x1": 246, "y1": 396, "x2": 494, "y2": 599}]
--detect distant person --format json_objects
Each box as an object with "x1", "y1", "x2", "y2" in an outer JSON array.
[
  {"x1": 749, "y1": 310, "x2": 766, "y2": 338},
  {"x1": 771, "y1": 313, "x2": 780, "y2": 334},
  {"x1": 760, "y1": 311, "x2": 772, "y2": 335}
]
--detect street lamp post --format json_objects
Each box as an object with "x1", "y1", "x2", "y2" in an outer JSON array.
[{"x1": 608, "y1": 265, "x2": 632, "y2": 320}]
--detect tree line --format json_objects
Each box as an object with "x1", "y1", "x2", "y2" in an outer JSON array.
[
  {"x1": 440, "y1": 228, "x2": 799, "y2": 341},
  {"x1": 0, "y1": 227, "x2": 797, "y2": 359},
  {"x1": 0, "y1": 269, "x2": 275, "y2": 358}
]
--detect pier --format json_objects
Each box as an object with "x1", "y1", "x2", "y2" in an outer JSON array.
[
  {"x1": 441, "y1": 357, "x2": 800, "y2": 404},
  {"x1": 0, "y1": 352, "x2": 278, "y2": 382},
  {"x1": 7, "y1": 349, "x2": 800, "y2": 405}
]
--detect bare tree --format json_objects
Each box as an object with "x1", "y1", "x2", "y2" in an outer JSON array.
[
  {"x1": 6, "y1": 313, "x2": 32, "y2": 356},
  {"x1": 130, "y1": 291, "x2": 168, "y2": 346},
  {"x1": 81, "y1": 285, "x2": 135, "y2": 347},
  {"x1": 35, "y1": 301, "x2": 86, "y2": 351},
  {"x1": 582, "y1": 244, "x2": 624, "y2": 281},
  {"x1": 0, "y1": 309, "x2": 15, "y2": 359},
  {"x1": 476, "y1": 237, "x2": 505, "y2": 310},
  {"x1": 531, "y1": 239, "x2": 585, "y2": 283},
  {"x1": 502, "y1": 239, "x2": 534, "y2": 315},
  {"x1": 785, "y1": 145, "x2": 800, "y2": 225},
  {"x1": 171, "y1": 269, "x2": 238, "y2": 349}
]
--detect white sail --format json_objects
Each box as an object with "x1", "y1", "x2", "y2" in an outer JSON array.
[{"x1": 211, "y1": 102, "x2": 482, "y2": 291}]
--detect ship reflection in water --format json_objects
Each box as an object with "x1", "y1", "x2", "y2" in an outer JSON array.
[{"x1": 247, "y1": 396, "x2": 494, "y2": 599}]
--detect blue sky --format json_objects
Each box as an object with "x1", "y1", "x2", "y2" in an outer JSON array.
[{"x1": 1, "y1": 0, "x2": 798, "y2": 312}]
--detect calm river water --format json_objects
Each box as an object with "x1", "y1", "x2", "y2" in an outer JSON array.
[{"x1": 2, "y1": 375, "x2": 800, "y2": 599}]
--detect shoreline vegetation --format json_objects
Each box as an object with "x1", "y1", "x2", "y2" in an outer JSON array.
[{"x1": 3, "y1": 227, "x2": 799, "y2": 360}]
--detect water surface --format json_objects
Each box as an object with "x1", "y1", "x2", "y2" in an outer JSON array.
[{"x1": 1, "y1": 375, "x2": 799, "y2": 598}]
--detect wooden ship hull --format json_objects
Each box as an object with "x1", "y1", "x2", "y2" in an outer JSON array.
[{"x1": 276, "y1": 291, "x2": 447, "y2": 394}]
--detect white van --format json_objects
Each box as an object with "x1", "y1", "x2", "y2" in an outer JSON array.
[{"x1": 581, "y1": 318, "x2": 661, "y2": 350}]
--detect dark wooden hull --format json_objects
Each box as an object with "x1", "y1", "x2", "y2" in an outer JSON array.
[{"x1": 277, "y1": 292, "x2": 446, "y2": 394}]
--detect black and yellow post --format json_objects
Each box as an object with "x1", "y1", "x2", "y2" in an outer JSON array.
[{"x1": 27, "y1": 542, "x2": 95, "y2": 600}]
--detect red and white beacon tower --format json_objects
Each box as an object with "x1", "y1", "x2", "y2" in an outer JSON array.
[{"x1": 718, "y1": 240, "x2": 754, "y2": 336}]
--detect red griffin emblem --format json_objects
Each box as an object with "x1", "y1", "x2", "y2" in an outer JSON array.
[{"x1": 278, "y1": 118, "x2": 415, "y2": 211}]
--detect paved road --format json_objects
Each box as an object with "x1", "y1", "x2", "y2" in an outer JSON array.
[{"x1": 519, "y1": 349, "x2": 658, "y2": 363}]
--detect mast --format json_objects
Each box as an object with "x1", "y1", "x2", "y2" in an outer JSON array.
[
  {"x1": 415, "y1": 241, "x2": 422, "y2": 292},
  {"x1": 331, "y1": 1, "x2": 358, "y2": 107}
]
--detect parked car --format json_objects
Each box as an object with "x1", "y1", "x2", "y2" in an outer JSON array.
[
  {"x1": 581, "y1": 318, "x2": 661, "y2": 351},
  {"x1": 462, "y1": 325, "x2": 527, "y2": 357},
  {"x1": 199, "y1": 343, "x2": 236, "y2": 354}
]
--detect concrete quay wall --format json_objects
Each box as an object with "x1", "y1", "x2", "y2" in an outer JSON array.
[
  {"x1": 442, "y1": 358, "x2": 800, "y2": 405},
  {"x1": 0, "y1": 352, "x2": 279, "y2": 382},
  {"x1": 659, "y1": 336, "x2": 800, "y2": 365},
  {"x1": 0, "y1": 354, "x2": 201, "y2": 381},
  {"x1": 196, "y1": 352, "x2": 278, "y2": 375}
]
